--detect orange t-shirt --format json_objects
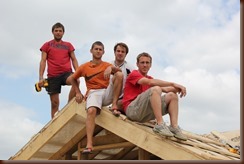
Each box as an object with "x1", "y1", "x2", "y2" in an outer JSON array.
[{"x1": 73, "y1": 61, "x2": 112, "y2": 95}]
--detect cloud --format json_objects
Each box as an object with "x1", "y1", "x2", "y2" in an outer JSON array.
[
  {"x1": 0, "y1": 101, "x2": 44, "y2": 160},
  {"x1": 0, "y1": 0, "x2": 240, "y2": 160}
]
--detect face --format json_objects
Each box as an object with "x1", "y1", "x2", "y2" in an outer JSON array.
[
  {"x1": 90, "y1": 45, "x2": 104, "y2": 60},
  {"x1": 52, "y1": 27, "x2": 64, "y2": 41},
  {"x1": 137, "y1": 56, "x2": 151, "y2": 75},
  {"x1": 115, "y1": 45, "x2": 127, "y2": 63}
]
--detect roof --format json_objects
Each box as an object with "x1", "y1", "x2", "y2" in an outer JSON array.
[{"x1": 9, "y1": 99, "x2": 241, "y2": 160}]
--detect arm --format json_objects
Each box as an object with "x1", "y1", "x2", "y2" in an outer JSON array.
[
  {"x1": 70, "y1": 51, "x2": 79, "y2": 71},
  {"x1": 104, "y1": 65, "x2": 122, "y2": 79},
  {"x1": 69, "y1": 75, "x2": 84, "y2": 103},
  {"x1": 138, "y1": 78, "x2": 186, "y2": 97},
  {"x1": 111, "y1": 65, "x2": 122, "y2": 74},
  {"x1": 39, "y1": 51, "x2": 47, "y2": 81}
]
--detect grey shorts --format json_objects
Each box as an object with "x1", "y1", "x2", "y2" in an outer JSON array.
[{"x1": 125, "y1": 88, "x2": 168, "y2": 122}]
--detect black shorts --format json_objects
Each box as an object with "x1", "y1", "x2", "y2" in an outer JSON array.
[{"x1": 45, "y1": 72, "x2": 73, "y2": 95}]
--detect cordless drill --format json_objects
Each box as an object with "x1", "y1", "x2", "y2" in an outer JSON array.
[{"x1": 35, "y1": 79, "x2": 48, "y2": 92}]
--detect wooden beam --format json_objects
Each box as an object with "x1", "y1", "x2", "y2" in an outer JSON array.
[
  {"x1": 138, "y1": 148, "x2": 150, "y2": 160},
  {"x1": 75, "y1": 105, "x2": 205, "y2": 160},
  {"x1": 49, "y1": 126, "x2": 87, "y2": 159},
  {"x1": 10, "y1": 100, "x2": 86, "y2": 160}
]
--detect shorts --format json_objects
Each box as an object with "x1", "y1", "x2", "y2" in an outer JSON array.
[
  {"x1": 85, "y1": 85, "x2": 114, "y2": 115},
  {"x1": 46, "y1": 72, "x2": 73, "y2": 95},
  {"x1": 125, "y1": 88, "x2": 168, "y2": 122}
]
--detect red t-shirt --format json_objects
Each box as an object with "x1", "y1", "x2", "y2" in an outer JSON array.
[
  {"x1": 40, "y1": 40, "x2": 75, "y2": 77},
  {"x1": 122, "y1": 70, "x2": 153, "y2": 112}
]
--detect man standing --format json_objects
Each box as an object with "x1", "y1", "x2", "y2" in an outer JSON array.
[
  {"x1": 38, "y1": 22, "x2": 79, "y2": 118},
  {"x1": 122, "y1": 52, "x2": 187, "y2": 141}
]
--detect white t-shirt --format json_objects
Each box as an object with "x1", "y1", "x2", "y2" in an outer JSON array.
[{"x1": 111, "y1": 60, "x2": 135, "y2": 98}]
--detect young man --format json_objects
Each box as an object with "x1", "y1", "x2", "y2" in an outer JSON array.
[
  {"x1": 122, "y1": 52, "x2": 187, "y2": 141},
  {"x1": 69, "y1": 41, "x2": 123, "y2": 153},
  {"x1": 109, "y1": 42, "x2": 135, "y2": 115},
  {"x1": 38, "y1": 22, "x2": 79, "y2": 118}
]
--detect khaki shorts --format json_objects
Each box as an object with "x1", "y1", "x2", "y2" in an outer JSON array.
[{"x1": 125, "y1": 88, "x2": 168, "y2": 122}]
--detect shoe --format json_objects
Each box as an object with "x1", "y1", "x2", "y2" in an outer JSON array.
[
  {"x1": 168, "y1": 125, "x2": 187, "y2": 141},
  {"x1": 82, "y1": 147, "x2": 93, "y2": 154},
  {"x1": 153, "y1": 122, "x2": 174, "y2": 137}
]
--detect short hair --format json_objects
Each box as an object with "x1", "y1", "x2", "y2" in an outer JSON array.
[
  {"x1": 52, "y1": 22, "x2": 65, "y2": 32},
  {"x1": 114, "y1": 42, "x2": 129, "y2": 54},
  {"x1": 91, "y1": 41, "x2": 104, "y2": 49},
  {"x1": 136, "y1": 52, "x2": 152, "y2": 63}
]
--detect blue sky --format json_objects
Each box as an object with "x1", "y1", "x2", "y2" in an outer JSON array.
[{"x1": 0, "y1": 0, "x2": 240, "y2": 160}]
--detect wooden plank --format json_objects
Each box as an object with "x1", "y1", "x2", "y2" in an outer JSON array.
[
  {"x1": 10, "y1": 99, "x2": 85, "y2": 160},
  {"x1": 211, "y1": 130, "x2": 238, "y2": 148},
  {"x1": 75, "y1": 105, "x2": 205, "y2": 160},
  {"x1": 80, "y1": 142, "x2": 134, "y2": 152},
  {"x1": 49, "y1": 125, "x2": 87, "y2": 159},
  {"x1": 80, "y1": 132, "x2": 127, "y2": 147},
  {"x1": 106, "y1": 146, "x2": 136, "y2": 160},
  {"x1": 138, "y1": 148, "x2": 150, "y2": 160}
]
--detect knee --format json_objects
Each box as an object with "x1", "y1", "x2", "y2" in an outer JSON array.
[
  {"x1": 167, "y1": 92, "x2": 178, "y2": 101},
  {"x1": 151, "y1": 86, "x2": 162, "y2": 95},
  {"x1": 114, "y1": 71, "x2": 123, "y2": 81},
  {"x1": 87, "y1": 107, "x2": 97, "y2": 116}
]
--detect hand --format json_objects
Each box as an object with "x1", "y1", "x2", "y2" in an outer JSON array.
[
  {"x1": 104, "y1": 66, "x2": 112, "y2": 79},
  {"x1": 75, "y1": 93, "x2": 84, "y2": 103},
  {"x1": 178, "y1": 86, "x2": 186, "y2": 98},
  {"x1": 38, "y1": 79, "x2": 44, "y2": 87}
]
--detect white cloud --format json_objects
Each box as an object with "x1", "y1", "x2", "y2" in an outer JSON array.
[
  {"x1": 0, "y1": 0, "x2": 240, "y2": 160},
  {"x1": 0, "y1": 101, "x2": 44, "y2": 160}
]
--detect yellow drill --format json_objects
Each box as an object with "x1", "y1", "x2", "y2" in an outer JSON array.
[{"x1": 35, "y1": 79, "x2": 48, "y2": 92}]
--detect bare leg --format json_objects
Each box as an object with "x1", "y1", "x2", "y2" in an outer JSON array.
[
  {"x1": 68, "y1": 86, "x2": 76, "y2": 102},
  {"x1": 50, "y1": 93, "x2": 59, "y2": 118},
  {"x1": 150, "y1": 86, "x2": 164, "y2": 124},
  {"x1": 111, "y1": 72, "x2": 123, "y2": 111},
  {"x1": 164, "y1": 92, "x2": 179, "y2": 128},
  {"x1": 66, "y1": 77, "x2": 80, "y2": 102},
  {"x1": 85, "y1": 107, "x2": 97, "y2": 149}
]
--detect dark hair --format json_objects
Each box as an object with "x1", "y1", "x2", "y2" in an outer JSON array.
[
  {"x1": 114, "y1": 42, "x2": 129, "y2": 54},
  {"x1": 91, "y1": 41, "x2": 104, "y2": 49},
  {"x1": 52, "y1": 22, "x2": 65, "y2": 32},
  {"x1": 136, "y1": 52, "x2": 152, "y2": 63}
]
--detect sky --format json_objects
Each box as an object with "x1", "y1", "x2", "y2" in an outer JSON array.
[{"x1": 0, "y1": 0, "x2": 240, "y2": 160}]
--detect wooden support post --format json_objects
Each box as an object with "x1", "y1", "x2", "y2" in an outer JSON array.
[{"x1": 138, "y1": 148, "x2": 150, "y2": 160}]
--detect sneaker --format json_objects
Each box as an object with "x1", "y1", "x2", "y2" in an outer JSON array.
[
  {"x1": 168, "y1": 125, "x2": 187, "y2": 141},
  {"x1": 153, "y1": 122, "x2": 174, "y2": 137}
]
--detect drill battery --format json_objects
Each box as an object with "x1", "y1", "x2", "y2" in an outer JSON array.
[{"x1": 35, "y1": 79, "x2": 48, "y2": 92}]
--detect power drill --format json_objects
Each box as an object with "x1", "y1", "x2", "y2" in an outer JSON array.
[{"x1": 35, "y1": 79, "x2": 48, "y2": 92}]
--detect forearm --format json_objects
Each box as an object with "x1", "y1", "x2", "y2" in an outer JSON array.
[
  {"x1": 111, "y1": 66, "x2": 121, "y2": 74},
  {"x1": 70, "y1": 77, "x2": 82, "y2": 94},
  {"x1": 39, "y1": 60, "x2": 46, "y2": 80},
  {"x1": 161, "y1": 86, "x2": 178, "y2": 93},
  {"x1": 72, "y1": 59, "x2": 79, "y2": 71},
  {"x1": 149, "y1": 79, "x2": 174, "y2": 87}
]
